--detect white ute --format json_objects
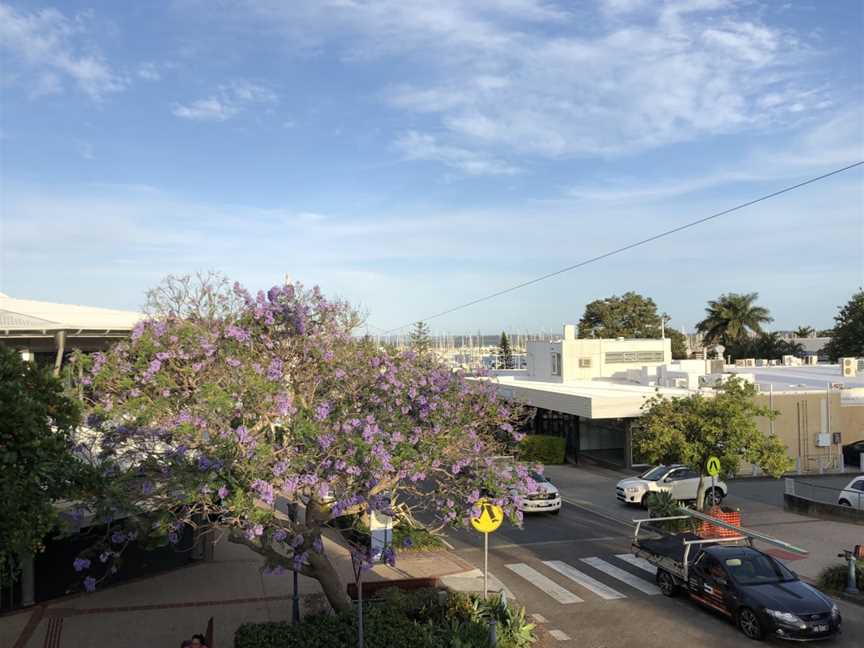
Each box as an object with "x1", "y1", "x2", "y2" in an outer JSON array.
[{"x1": 616, "y1": 464, "x2": 727, "y2": 507}]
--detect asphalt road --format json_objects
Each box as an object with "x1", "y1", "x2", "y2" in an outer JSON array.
[{"x1": 441, "y1": 466, "x2": 864, "y2": 647}]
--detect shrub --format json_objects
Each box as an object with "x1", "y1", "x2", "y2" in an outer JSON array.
[
  {"x1": 818, "y1": 560, "x2": 864, "y2": 594},
  {"x1": 517, "y1": 435, "x2": 565, "y2": 465},
  {"x1": 234, "y1": 588, "x2": 534, "y2": 648},
  {"x1": 394, "y1": 523, "x2": 446, "y2": 552},
  {"x1": 645, "y1": 491, "x2": 693, "y2": 534}
]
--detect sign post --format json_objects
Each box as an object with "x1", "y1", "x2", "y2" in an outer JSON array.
[
  {"x1": 470, "y1": 498, "x2": 504, "y2": 598},
  {"x1": 706, "y1": 456, "x2": 721, "y2": 506}
]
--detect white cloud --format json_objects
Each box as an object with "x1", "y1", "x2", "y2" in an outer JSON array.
[
  {"x1": 236, "y1": 0, "x2": 833, "y2": 166},
  {"x1": 0, "y1": 3, "x2": 126, "y2": 100},
  {"x1": 394, "y1": 131, "x2": 522, "y2": 176},
  {"x1": 173, "y1": 80, "x2": 277, "y2": 121},
  {"x1": 137, "y1": 62, "x2": 161, "y2": 81}
]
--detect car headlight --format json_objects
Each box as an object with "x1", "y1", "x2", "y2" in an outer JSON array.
[
  {"x1": 831, "y1": 604, "x2": 840, "y2": 619},
  {"x1": 766, "y1": 609, "x2": 804, "y2": 627},
  {"x1": 625, "y1": 487, "x2": 641, "y2": 494}
]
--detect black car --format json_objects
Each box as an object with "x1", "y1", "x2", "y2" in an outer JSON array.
[
  {"x1": 842, "y1": 440, "x2": 864, "y2": 470},
  {"x1": 685, "y1": 546, "x2": 841, "y2": 641}
]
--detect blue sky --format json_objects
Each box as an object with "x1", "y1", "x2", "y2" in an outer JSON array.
[{"x1": 1, "y1": 0, "x2": 862, "y2": 335}]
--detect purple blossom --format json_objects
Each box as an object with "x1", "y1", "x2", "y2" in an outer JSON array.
[
  {"x1": 111, "y1": 531, "x2": 127, "y2": 544},
  {"x1": 226, "y1": 325, "x2": 251, "y2": 343},
  {"x1": 252, "y1": 479, "x2": 275, "y2": 505},
  {"x1": 226, "y1": 357, "x2": 242, "y2": 368},
  {"x1": 84, "y1": 576, "x2": 97, "y2": 592},
  {"x1": 168, "y1": 531, "x2": 180, "y2": 545},
  {"x1": 148, "y1": 359, "x2": 162, "y2": 374},
  {"x1": 275, "y1": 392, "x2": 295, "y2": 417},
  {"x1": 273, "y1": 529, "x2": 288, "y2": 543},
  {"x1": 73, "y1": 557, "x2": 91, "y2": 572},
  {"x1": 142, "y1": 481, "x2": 154, "y2": 495},
  {"x1": 218, "y1": 486, "x2": 229, "y2": 499},
  {"x1": 267, "y1": 358, "x2": 283, "y2": 381},
  {"x1": 292, "y1": 534, "x2": 304, "y2": 548},
  {"x1": 334, "y1": 368, "x2": 346, "y2": 379},
  {"x1": 315, "y1": 402, "x2": 331, "y2": 421}
]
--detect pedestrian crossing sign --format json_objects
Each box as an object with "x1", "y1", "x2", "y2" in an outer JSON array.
[
  {"x1": 706, "y1": 456, "x2": 721, "y2": 477},
  {"x1": 471, "y1": 498, "x2": 504, "y2": 533}
]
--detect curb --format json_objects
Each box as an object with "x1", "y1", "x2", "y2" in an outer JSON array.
[{"x1": 838, "y1": 591, "x2": 864, "y2": 608}]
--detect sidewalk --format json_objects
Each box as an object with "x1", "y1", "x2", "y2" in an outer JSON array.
[{"x1": 1, "y1": 532, "x2": 476, "y2": 648}]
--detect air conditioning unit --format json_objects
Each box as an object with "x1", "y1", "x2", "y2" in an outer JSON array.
[
  {"x1": 841, "y1": 357, "x2": 858, "y2": 378},
  {"x1": 816, "y1": 433, "x2": 830, "y2": 448}
]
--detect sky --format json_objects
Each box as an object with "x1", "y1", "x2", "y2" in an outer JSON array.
[{"x1": 1, "y1": 0, "x2": 862, "y2": 336}]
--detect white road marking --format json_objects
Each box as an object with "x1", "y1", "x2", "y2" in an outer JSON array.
[
  {"x1": 614, "y1": 553, "x2": 658, "y2": 575},
  {"x1": 505, "y1": 563, "x2": 583, "y2": 604},
  {"x1": 549, "y1": 629, "x2": 571, "y2": 640},
  {"x1": 531, "y1": 613, "x2": 548, "y2": 623},
  {"x1": 543, "y1": 560, "x2": 626, "y2": 600},
  {"x1": 580, "y1": 557, "x2": 661, "y2": 595}
]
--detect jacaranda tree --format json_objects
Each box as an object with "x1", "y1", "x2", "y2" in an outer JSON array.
[{"x1": 73, "y1": 280, "x2": 533, "y2": 612}]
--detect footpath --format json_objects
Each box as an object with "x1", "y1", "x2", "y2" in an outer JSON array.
[{"x1": 0, "y1": 532, "x2": 483, "y2": 648}]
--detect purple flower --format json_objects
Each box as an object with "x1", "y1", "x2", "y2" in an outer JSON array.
[
  {"x1": 252, "y1": 479, "x2": 275, "y2": 505},
  {"x1": 273, "y1": 529, "x2": 288, "y2": 543},
  {"x1": 226, "y1": 325, "x2": 251, "y2": 343},
  {"x1": 226, "y1": 357, "x2": 242, "y2": 368},
  {"x1": 148, "y1": 359, "x2": 162, "y2": 374},
  {"x1": 83, "y1": 576, "x2": 97, "y2": 592},
  {"x1": 318, "y1": 433, "x2": 335, "y2": 450},
  {"x1": 168, "y1": 531, "x2": 180, "y2": 545},
  {"x1": 218, "y1": 486, "x2": 229, "y2": 499},
  {"x1": 73, "y1": 557, "x2": 91, "y2": 572},
  {"x1": 315, "y1": 402, "x2": 331, "y2": 421},
  {"x1": 402, "y1": 537, "x2": 413, "y2": 548},
  {"x1": 267, "y1": 358, "x2": 283, "y2": 381},
  {"x1": 111, "y1": 530, "x2": 127, "y2": 544},
  {"x1": 292, "y1": 534, "x2": 304, "y2": 548},
  {"x1": 334, "y1": 368, "x2": 346, "y2": 379}
]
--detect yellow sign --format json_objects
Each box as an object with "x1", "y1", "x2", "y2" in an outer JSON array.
[
  {"x1": 470, "y1": 499, "x2": 504, "y2": 534},
  {"x1": 706, "y1": 456, "x2": 722, "y2": 477}
]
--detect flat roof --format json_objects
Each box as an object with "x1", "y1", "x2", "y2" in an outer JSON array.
[
  {"x1": 0, "y1": 293, "x2": 142, "y2": 332},
  {"x1": 727, "y1": 365, "x2": 864, "y2": 390}
]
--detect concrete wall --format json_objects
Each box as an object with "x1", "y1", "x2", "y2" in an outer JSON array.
[{"x1": 783, "y1": 493, "x2": 864, "y2": 525}]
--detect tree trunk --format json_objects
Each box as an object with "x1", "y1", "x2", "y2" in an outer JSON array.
[
  {"x1": 308, "y1": 548, "x2": 353, "y2": 614},
  {"x1": 695, "y1": 474, "x2": 707, "y2": 512}
]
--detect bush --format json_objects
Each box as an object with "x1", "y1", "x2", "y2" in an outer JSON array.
[
  {"x1": 234, "y1": 588, "x2": 534, "y2": 648},
  {"x1": 517, "y1": 435, "x2": 565, "y2": 465},
  {"x1": 818, "y1": 560, "x2": 864, "y2": 594},
  {"x1": 394, "y1": 523, "x2": 446, "y2": 552},
  {"x1": 645, "y1": 491, "x2": 694, "y2": 534}
]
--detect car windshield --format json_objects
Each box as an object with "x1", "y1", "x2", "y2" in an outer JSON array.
[
  {"x1": 724, "y1": 553, "x2": 797, "y2": 586},
  {"x1": 640, "y1": 466, "x2": 669, "y2": 481},
  {"x1": 529, "y1": 472, "x2": 548, "y2": 483}
]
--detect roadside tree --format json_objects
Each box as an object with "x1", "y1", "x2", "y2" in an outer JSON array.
[
  {"x1": 409, "y1": 320, "x2": 432, "y2": 355},
  {"x1": 73, "y1": 280, "x2": 533, "y2": 612},
  {"x1": 0, "y1": 346, "x2": 92, "y2": 582},
  {"x1": 823, "y1": 290, "x2": 864, "y2": 361},
  {"x1": 634, "y1": 377, "x2": 790, "y2": 510}
]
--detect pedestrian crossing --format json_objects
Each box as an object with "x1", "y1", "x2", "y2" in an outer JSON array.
[{"x1": 501, "y1": 553, "x2": 663, "y2": 605}]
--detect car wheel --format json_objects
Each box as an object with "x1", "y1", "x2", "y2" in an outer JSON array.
[
  {"x1": 839, "y1": 499, "x2": 851, "y2": 507},
  {"x1": 656, "y1": 569, "x2": 678, "y2": 597},
  {"x1": 737, "y1": 608, "x2": 765, "y2": 641}
]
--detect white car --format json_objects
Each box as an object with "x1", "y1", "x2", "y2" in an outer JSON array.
[
  {"x1": 520, "y1": 471, "x2": 562, "y2": 514},
  {"x1": 616, "y1": 464, "x2": 727, "y2": 508},
  {"x1": 837, "y1": 476, "x2": 864, "y2": 510}
]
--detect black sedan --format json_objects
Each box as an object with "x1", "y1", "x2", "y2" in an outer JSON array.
[{"x1": 686, "y1": 546, "x2": 842, "y2": 641}]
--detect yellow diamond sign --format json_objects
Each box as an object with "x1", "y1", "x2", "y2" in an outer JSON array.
[
  {"x1": 706, "y1": 456, "x2": 722, "y2": 477},
  {"x1": 471, "y1": 499, "x2": 504, "y2": 534}
]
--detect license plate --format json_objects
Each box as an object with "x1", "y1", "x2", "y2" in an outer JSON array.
[{"x1": 813, "y1": 624, "x2": 829, "y2": 633}]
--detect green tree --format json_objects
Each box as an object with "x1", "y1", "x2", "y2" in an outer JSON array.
[
  {"x1": 634, "y1": 377, "x2": 790, "y2": 510},
  {"x1": 695, "y1": 292, "x2": 773, "y2": 346},
  {"x1": 498, "y1": 332, "x2": 514, "y2": 369},
  {"x1": 0, "y1": 346, "x2": 90, "y2": 581},
  {"x1": 409, "y1": 321, "x2": 432, "y2": 355},
  {"x1": 824, "y1": 290, "x2": 864, "y2": 361},
  {"x1": 726, "y1": 332, "x2": 804, "y2": 361},
  {"x1": 794, "y1": 325, "x2": 815, "y2": 338},
  {"x1": 577, "y1": 292, "x2": 688, "y2": 359}
]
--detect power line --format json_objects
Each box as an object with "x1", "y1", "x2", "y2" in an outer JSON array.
[{"x1": 380, "y1": 160, "x2": 864, "y2": 334}]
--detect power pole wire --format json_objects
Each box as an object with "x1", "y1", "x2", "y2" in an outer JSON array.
[{"x1": 380, "y1": 161, "x2": 864, "y2": 334}]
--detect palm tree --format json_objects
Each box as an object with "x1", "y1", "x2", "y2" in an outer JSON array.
[
  {"x1": 696, "y1": 293, "x2": 773, "y2": 346},
  {"x1": 793, "y1": 325, "x2": 815, "y2": 338}
]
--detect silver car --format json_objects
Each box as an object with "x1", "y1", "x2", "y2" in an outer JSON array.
[{"x1": 837, "y1": 476, "x2": 864, "y2": 510}]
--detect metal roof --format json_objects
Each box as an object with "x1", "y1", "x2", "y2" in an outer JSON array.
[{"x1": 0, "y1": 294, "x2": 142, "y2": 332}]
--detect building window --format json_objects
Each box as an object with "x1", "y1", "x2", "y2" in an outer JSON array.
[
  {"x1": 605, "y1": 350, "x2": 665, "y2": 364},
  {"x1": 578, "y1": 358, "x2": 592, "y2": 368},
  {"x1": 551, "y1": 352, "x2": 562, "y2": 376}
]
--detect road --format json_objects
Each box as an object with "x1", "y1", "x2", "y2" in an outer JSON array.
[{"x1": 441, "y1": 465, "x2": 864, "y2": 647}]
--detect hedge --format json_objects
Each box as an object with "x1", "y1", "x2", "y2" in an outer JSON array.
[
  {"x1": 818, "y1": 560, "x2": 864, "y2": 594},
  {"x1": 517, "y1": 435, "x2": 566, "y2": 464},
  {"x1": 234, "y1": 588, "x2": 535, "y2": 648}
]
